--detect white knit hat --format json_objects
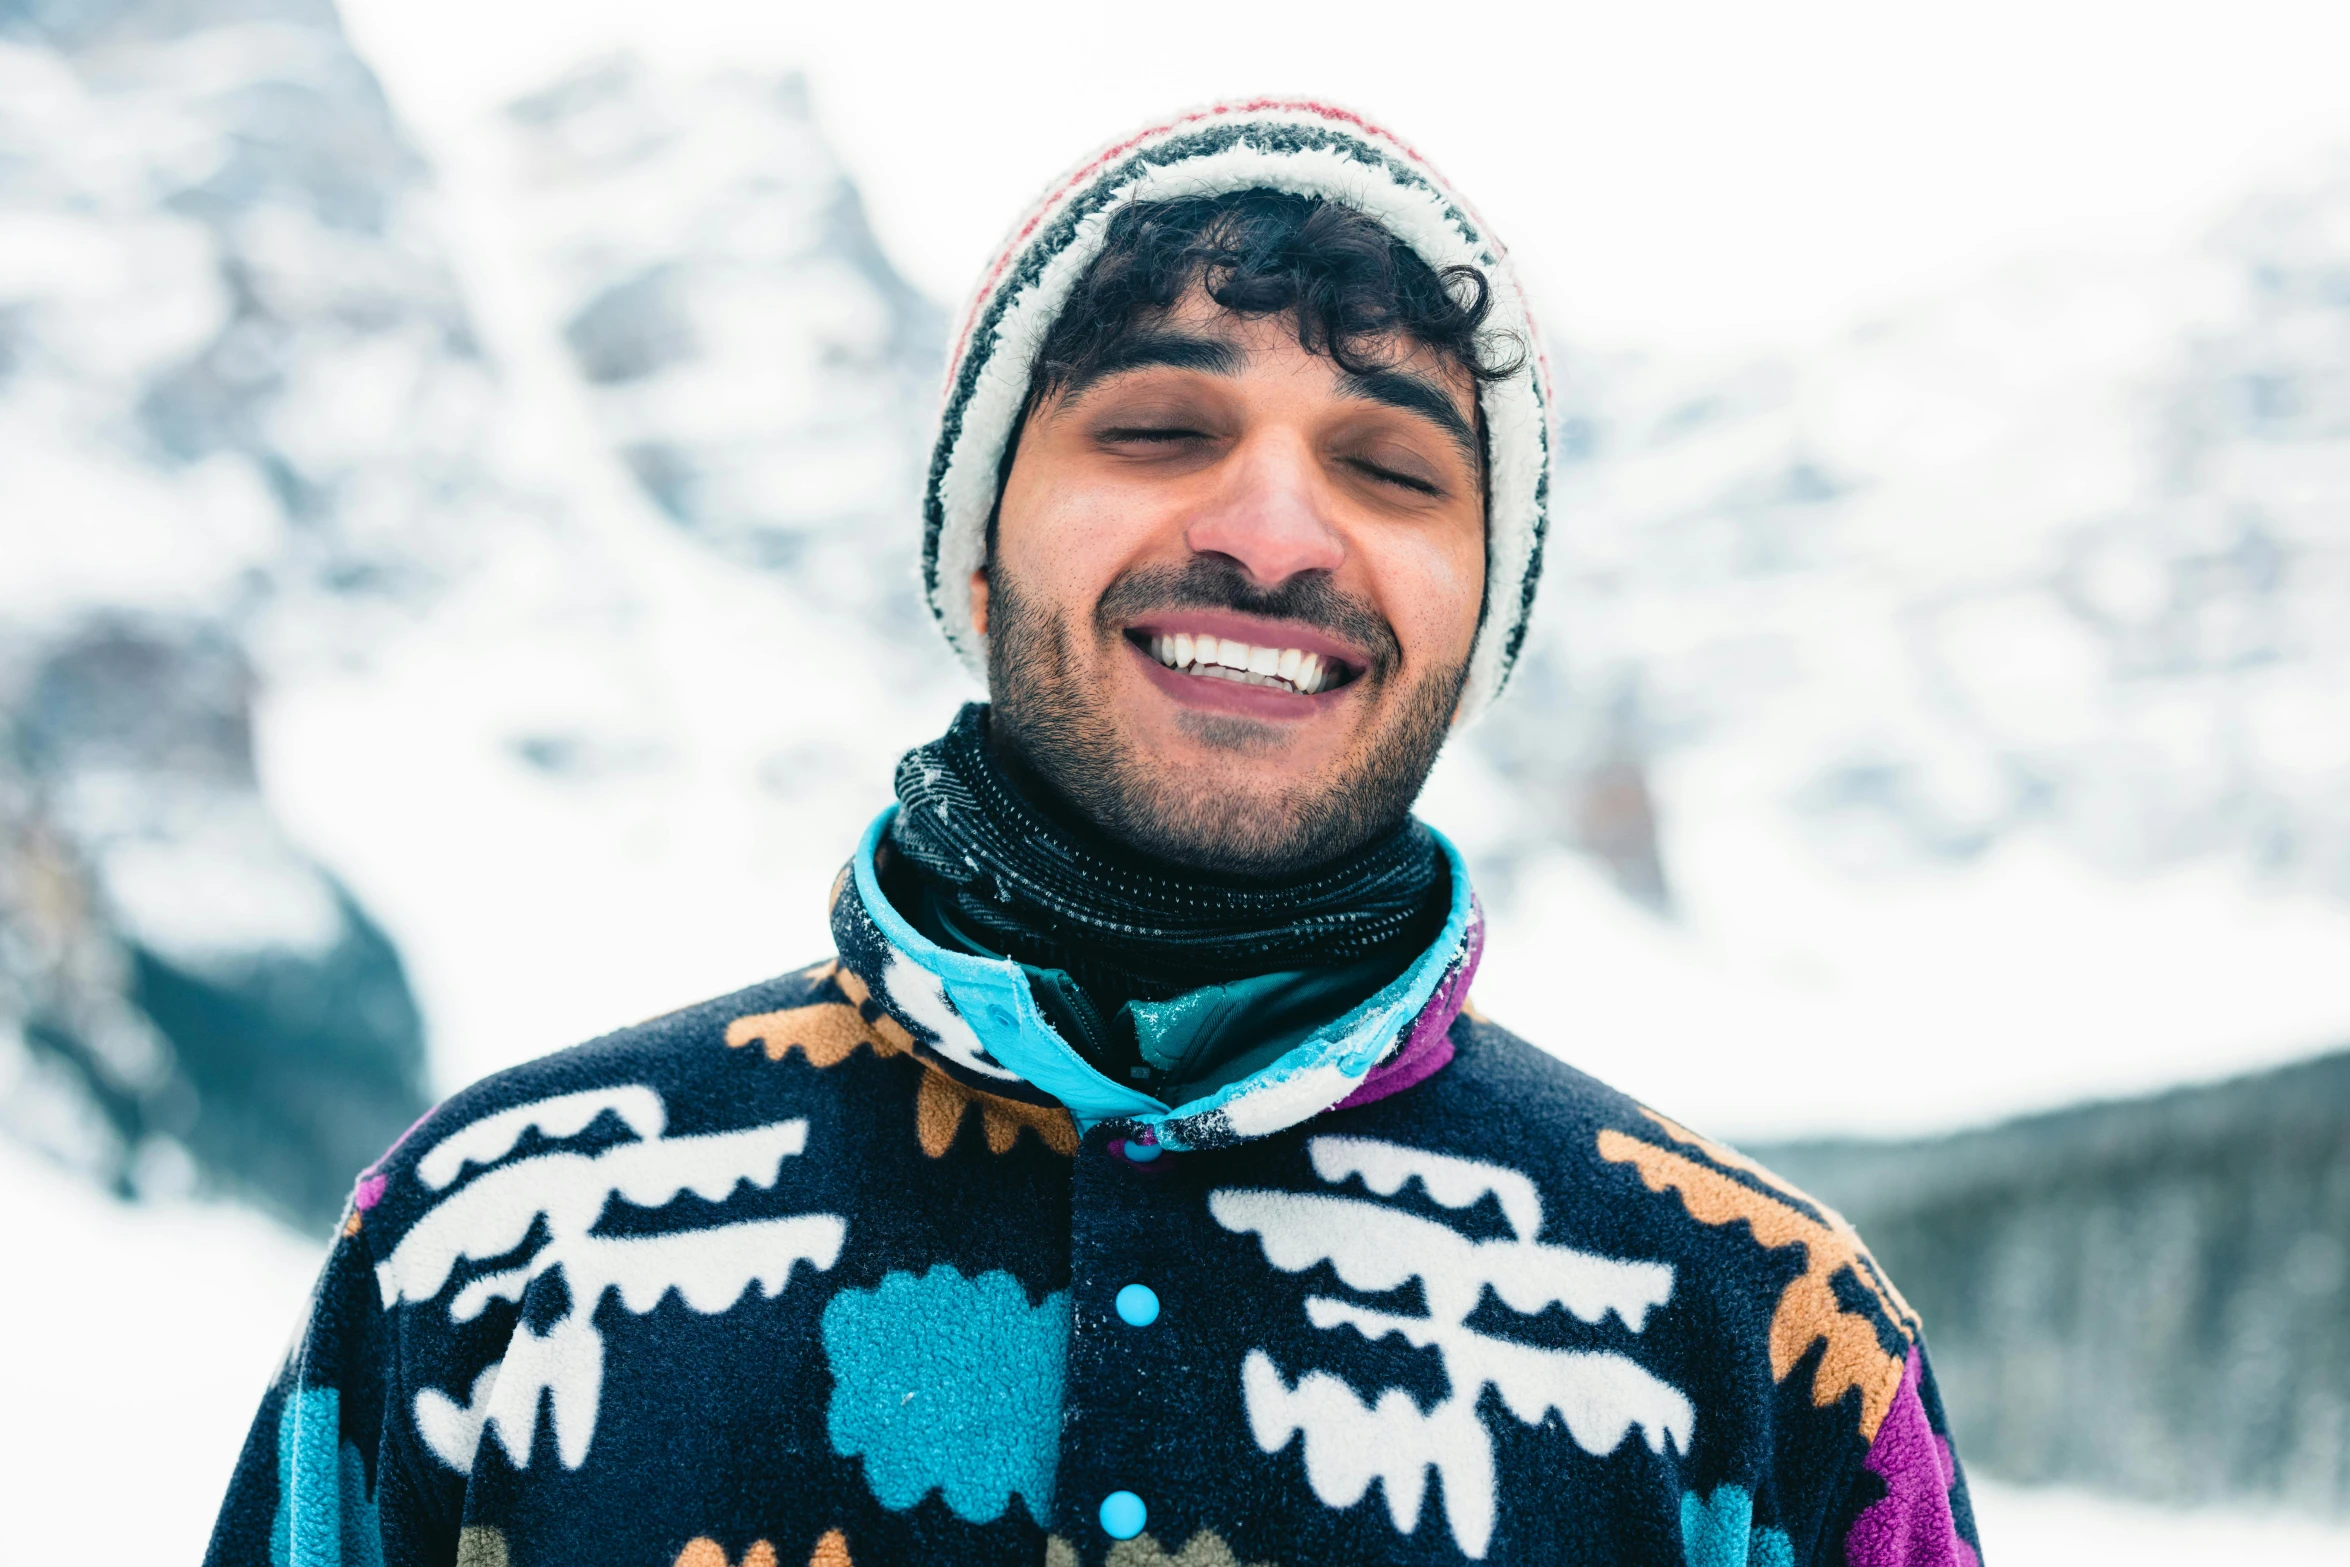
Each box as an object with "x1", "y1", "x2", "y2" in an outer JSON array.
[{"x1": 922, "y1": 99, "x2": 1552, "y2": 724}]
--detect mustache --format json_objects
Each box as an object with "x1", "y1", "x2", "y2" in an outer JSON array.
[{"x1": 1092, "y1": 558, "x2": 1401, "y2": 676}]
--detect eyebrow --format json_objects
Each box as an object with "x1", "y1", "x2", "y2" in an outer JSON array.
[
  {"x1": 1057, "y1": 330, "x2": 1244, "y2": 401},
  {"x1": 1059, "y1": 328, "x2": 1482, "y2": 478},
  {"x1": 1336, "y1": 367, "x2": 1482, "y2": 476}
]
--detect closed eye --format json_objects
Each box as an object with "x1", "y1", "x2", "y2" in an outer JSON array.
[
  {"x1": 1098, "y1": 425, "x2": 1212, "y2": 444},
  {"x1": 1347, "y1": 457, "x2": 1444, "y2": 496}
]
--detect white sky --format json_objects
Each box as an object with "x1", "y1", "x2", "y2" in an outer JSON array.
[{"x1": 341, "y1": 0, "x2": 2350, "y2": 354}]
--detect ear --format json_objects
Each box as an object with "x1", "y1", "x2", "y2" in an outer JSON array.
[{"x1": 968, "y1": 565, "x2": 991, "y2": 638}]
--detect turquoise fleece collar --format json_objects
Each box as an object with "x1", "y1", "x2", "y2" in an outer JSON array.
[{"x1": 848, "y1": 806, "x2": 1477, "y2": 1149}]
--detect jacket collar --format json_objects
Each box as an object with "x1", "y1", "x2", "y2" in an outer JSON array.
[{"x1": 829, "y1": 805, "x2": 1482, "y2": 1151}]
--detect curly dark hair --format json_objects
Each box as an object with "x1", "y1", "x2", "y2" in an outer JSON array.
[{"x1": 1026, "y1": 187, "x2": 1526, "y2": 405}]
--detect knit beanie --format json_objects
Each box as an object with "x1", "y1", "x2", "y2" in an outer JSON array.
[{"x1": 920, "y1": 99, "x2": 1552, "y2": 725}]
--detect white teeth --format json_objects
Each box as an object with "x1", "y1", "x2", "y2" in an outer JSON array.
[{"x1": 1144, "y1": 631, "x2": 1345, "y2": 694}]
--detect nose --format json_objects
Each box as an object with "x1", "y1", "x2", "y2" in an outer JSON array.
[{"x1": 1182, "y1": 427, "x2": 1345, "y2": 586}]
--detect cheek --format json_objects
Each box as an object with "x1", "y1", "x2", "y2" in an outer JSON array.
[
  {"x1": 1377, "y1": 521, "x2": 1487, "y2": 670},
  {"x1": 995, "y1": 462, "x2": 1188, "y2": 612}
]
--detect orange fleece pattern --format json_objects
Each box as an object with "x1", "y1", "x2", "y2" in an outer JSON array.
[
  {"x1": 673, "y1": 1532, "x2": 852, "y2": 1567},
  {"x1": 727, "y1": 962, "x2": 1077, "y2": 1160},
  {"x1": 1598, "y1": 1110, "x2": 1915, "y2": 1441}
]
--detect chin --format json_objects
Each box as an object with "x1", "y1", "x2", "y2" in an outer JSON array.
[
  {"x1": 986, "y1": 600, "x2": 1453, "y2": 875},
  {"x1": 1166, "y1": 708, "x2": 1334, "y2": 760}
]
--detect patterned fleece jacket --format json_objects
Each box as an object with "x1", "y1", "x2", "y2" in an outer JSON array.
[{"x1": 206, "y1": 810, "x2": 1983, "y2": 1567}]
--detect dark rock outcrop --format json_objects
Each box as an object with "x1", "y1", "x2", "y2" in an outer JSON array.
[{"x1": 1, "y1": 620, "x2": 429, "y2": 1231}]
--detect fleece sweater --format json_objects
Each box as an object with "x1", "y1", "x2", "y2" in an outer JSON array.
[{"x1": 205, "y1": 810, "x2": 1983, "y2": 1567}]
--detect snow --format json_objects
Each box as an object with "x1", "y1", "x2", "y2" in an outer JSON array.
[
  {"x1": 1970, "y1": 1479, "x2": 2350, "y2": 1567},
  {"x1": 1458, "y1": 830, "x2": 2350, "y2": 1140},
  {"x1": 90, "y1": 795, "x2": 349, "y2": 969},
  {"x1": 246, "y1": 53, "x2": 963, "y2": 1094},
  {"x1": 341, "y1": 0, "x2": 2350, "y2": 354},
  {"x1": 0, "y1": 1134, "x2": 324, "y2": 1564},
  {"x1": 9, "y1": 10, "x2": 2350, "y2": 1554},
  {"x1": 1434, "y1": 201, "x2": 2350, "y2": 1138},
  {"x1": 207, "y1": 46, "x2": 2350, "y2": 1140},
  {"x1": 251, "y1": 461, "x2": 964, "y2": 1094}
]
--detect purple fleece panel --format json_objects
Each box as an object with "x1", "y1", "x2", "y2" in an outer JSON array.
[
  {"x1": 1335, "y1": 896, "x2": 1483, "y2": 1112},
  {"x1": 1844, "y1": 1347, "x2": 1978, "y2": 1567},
  {"x1": 351, "y1": 1104, "x2": 440, "y2": 1210}
]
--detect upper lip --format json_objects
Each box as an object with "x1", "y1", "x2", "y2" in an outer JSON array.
[{"x1": 1120, "y1": 609, "x2": 1372, "y2": 679}]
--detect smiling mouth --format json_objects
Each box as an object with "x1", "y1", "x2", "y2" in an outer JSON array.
[{"x1": 1126, "y1": 628, "x2": 1362, "y2": 696}]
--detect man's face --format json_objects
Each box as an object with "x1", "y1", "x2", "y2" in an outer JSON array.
[{"x1": 977, "y1": 287, "x2": 1487, "y2": 874}]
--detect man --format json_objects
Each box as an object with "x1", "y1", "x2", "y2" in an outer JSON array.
[{"x1": 209, "y1": 102, "x2": 1981, "y2": 1567}]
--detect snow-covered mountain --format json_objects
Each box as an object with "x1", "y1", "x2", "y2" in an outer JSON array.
[
  {"x1": 6, "y1": 4, "x2": 2350, "y2": 1549},
  {"x1": 0, "y1": 0, "x2": 512, "y2": 1222},
  {"x1": 1491, "y1": 176, "x2": 2350, "y2": 902},
  {"x1": 1447, "y1": 175, "x2": 2350, "y2": 1136},
  {"x1": 0, "y1": 617, "x2": 425, "y2": 1225},
  {"x1": 239, "y1": 53, "x2": 974, "y2": 1100},
  {"x1": 10, "y1": 1, "x2": 2350, "y2": 1200},
  {"x1": 503, "y1": 57, "x2": 941, "y2": 599},
  {"x1": 0, "y1": 0, "x2": 504, "y2": 639}
]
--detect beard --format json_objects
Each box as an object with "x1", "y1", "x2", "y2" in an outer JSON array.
[{"x1": 983, "y1": 555, "x2": 1469, "y2": 876}]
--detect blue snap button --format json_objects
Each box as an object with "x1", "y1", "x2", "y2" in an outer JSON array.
[
  {"x1": 1115, "y1": 1284, "x2": 1160, "y2": 1327},
  {"x1": 1120, "y1": 1138, "x2": 1161, "y2": 1163},
  {"x1": 985, "y1": 1003, "x2": 1017, "y2": 1027},
  {"x1": 1099, "y1": 1490, "x2": 1147, "y2": 1540}
]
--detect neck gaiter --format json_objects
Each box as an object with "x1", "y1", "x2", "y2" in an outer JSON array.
[{"x1": 886, "y1": 703, "x2": 1446, "y2": 1008}]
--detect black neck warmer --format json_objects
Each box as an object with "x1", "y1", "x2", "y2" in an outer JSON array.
[{"x1": 886, "y1": 704, "x2": 1447, "y2": 1008}]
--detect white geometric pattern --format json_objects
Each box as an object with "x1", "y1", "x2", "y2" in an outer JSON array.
[
  {"x1": 378, "y1": 1086, "x2": 845, "y2": 1472},
  {"x1": 1210, "y1": 1136, "x2": 1693, "y2": 1559}
]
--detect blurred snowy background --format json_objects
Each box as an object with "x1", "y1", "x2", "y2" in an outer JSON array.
[{"x1": 4, "y1": 0, "x2": 2349, "y2": 1558}]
